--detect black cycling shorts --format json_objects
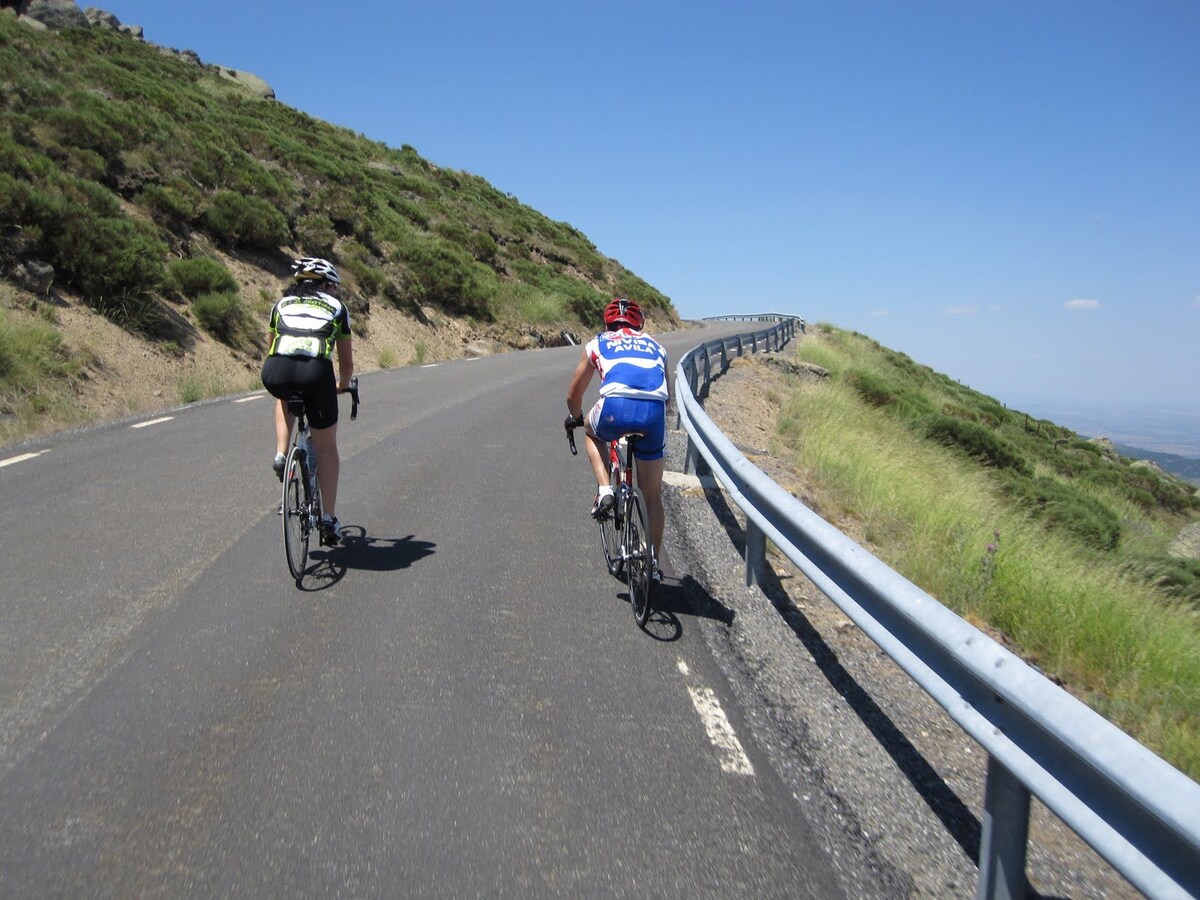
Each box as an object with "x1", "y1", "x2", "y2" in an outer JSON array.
[{"x1": 260, "y1": 355, "x2": 339, "y2": 430}]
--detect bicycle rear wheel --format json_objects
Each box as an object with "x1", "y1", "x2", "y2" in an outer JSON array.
[
  {"x1": 598, "y1": 474, "x2": 624, "y2": 578},
  {"x1": 625, "y1": 488, "x2": 652, "y2": 627},
  {"x1": 282, "y1": 446, "x2": 311, "y2": 579},
  {"x1": 598, "y1": 505, "x2": 622, "y2": 578}
]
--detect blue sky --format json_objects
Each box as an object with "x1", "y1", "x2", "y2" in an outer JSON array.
[{"x1": 105, "y1": 0, "x2": 1199, "y2": 417}]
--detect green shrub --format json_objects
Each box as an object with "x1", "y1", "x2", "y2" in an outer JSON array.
[
  {"x1": 1123, "y1": 556, "x2": 1200, "y2": 608},
  {"x1": 164, "y1": 256, "x2": 238, "y2": 299},
  {"x1": 847, "y1": 369, "x2": 935, "y2": 420},
  {"x1": 294, "y1": 212, "x2": 337, "y2": 259},
  {"x1": 0, "y1": 308, "x2": 80, "y2": 403},
  {"x1": 138, "y1": 182, "x2": 201, "y2": 232},
  {"x1": 1000, "y1": 474, "x2": 1122, "y2": 551},
  {"x1": 192, "y1": 290, "x2": 257, "y2": 352},
  {"x1": 403, "y1": 240, "x2": 496, "y2": 319},
  {"x1": 569, "y1": 289, "x2": 607, "y2": 326},
  {"x1": 925, "y1": 414, "x2": 1032, "y2": 475},
  {"x1": 48, "y1": 207, "x2": 167, "y2": 327},
  {"x1": 38, "y1": 106, "x2": 123, "y2": 165},
  {"x1": 849, "y1": 369, "x2": 896, "y2": 408},
  {"x1": 337, "y1": 245, "x2": 385, "y2": 301},
  {"x1": 203, "y1": 190, "x2": 288, "y2": 249}
]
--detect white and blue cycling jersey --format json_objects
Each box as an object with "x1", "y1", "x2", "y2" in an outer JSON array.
[{"x1": 585, "y1": 328, "x2": 668, "y2": 402}]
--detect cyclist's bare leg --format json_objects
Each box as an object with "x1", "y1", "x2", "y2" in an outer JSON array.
[
  {"x1": 310, "y1": 422, "x2": 340, "y2": 518},
  {"x1": 635, "y1": 456, "x2": 665, "y2": 558},
  {"x1": 583, "y1": 426, "x2": 611, "y2": 492},
  {"x1": 274, "y1": 399, "x2": 295, "y2": 458}
]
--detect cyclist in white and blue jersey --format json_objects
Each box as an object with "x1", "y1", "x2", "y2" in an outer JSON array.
[{"x1": 566, "y1": 298, "x2": 668, "y2": 581}]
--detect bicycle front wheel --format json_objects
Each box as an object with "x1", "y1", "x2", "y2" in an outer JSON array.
[
  {"x1": 625, "y1": 488, "x2": 652, "y2": 627},
  {"x1": 282, "y1": 446, "x2": 311, "y2": 579}
]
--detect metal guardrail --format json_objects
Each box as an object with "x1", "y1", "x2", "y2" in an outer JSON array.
[
  {"x1": 675, "y1": 318, "x2": 1200, "y2": 900},
  {"x1": 702, "y1": 312, "x2": 805, "y2": 327}
]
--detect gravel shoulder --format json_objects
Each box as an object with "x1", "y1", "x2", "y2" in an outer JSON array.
[{"x1": 659, "y1": 340, "x2": 1139, "y2": 898}]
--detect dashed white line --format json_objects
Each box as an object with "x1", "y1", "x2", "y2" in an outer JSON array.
[
  {"x1": 130, "y1": 416, "x2": 174, "y2": 429},
  {"x1": 234, "y1": 393, "x2": 267, "y2": 403},
  {"x1": 687, "y1": 686, "x2": 755, "y2": 775},
  {"x1": 677, "y1": 658, "x2": 755, "y2": 776},
  {"x1": 0, "y1": 450, "x2": 48, "y2": 469},
  {"x1": 421, "y1": 364, "x2": 440, "y2": 368}
]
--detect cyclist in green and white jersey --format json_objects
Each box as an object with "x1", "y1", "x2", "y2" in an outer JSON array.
[{"x1": 260, "y1": 258, "x2": 354, "y2": 544}]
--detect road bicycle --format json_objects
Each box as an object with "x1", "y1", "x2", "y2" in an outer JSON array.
[
  {"x1": 281, "y1": 376, "x2": 359, "y2": 580},
  {"x1": 567, "y1": 421, "x2": 654, "y2": 627}
]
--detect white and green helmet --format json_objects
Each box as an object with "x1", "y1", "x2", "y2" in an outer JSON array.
[{"x1": 291, "y1": 257, "x2": 341, "y2": 285}]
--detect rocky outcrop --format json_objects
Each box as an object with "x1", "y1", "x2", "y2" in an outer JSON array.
[
  {"x1": 16, "y1": 2, "x2": 273, "y2": 95},
  {"x1": 10, "y1": 260, "x2": 55, "y2": 295},
  {"x1": 83, "y1": 6, "x2": 141, "y2": 38},
  {"x1": 23, "y1": 0, "x2": 86, "y2": 28},
  {"x1": 214, "y1": 66, "x2": 275, "y2": 100},
  {"x1": 1169, "y1": 522, "x2": 1200, "y2": 559},
  {"x1": 18, "y1": 0, "x2": 141, "y2": 35},
  {"x1": 1130, "y1": 458, "x2": 1171, "y2": 480},
  {"x1": 1088, "y1": 436, "x2": 1120, "y2": 462}
]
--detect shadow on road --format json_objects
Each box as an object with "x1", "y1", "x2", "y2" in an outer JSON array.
[
  {"x1": 297, "y1": 524, "x2": 436, "y2": 590},
  {"x1": 612, "y1": 573, "x2": 735, "y2": 642}
]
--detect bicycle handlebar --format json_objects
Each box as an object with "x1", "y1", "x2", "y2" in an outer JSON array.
[
  {"x1": 564, "y1": 414, "x2": 581, "y2": 455},
  {"x1": 341, "y1": 375, "x2": 360, "y2": 420}
]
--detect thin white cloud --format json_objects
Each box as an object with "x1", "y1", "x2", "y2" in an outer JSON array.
[
  {"x1": 1193, "y1": 295, "x2": 1200, "y2": 310},
  {"x1": 946, "y1": 305, "x2": 978, "y2": 316},
  {"x1": 870, "y1": 309, "x2": 890, "y2": 317},
  {"x1": 1065, "y1": 298, "x2": 1100, "y2": 311}
]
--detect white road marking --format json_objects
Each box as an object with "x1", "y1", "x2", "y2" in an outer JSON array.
[
  {"x1": 0, "y1": 450, "x2": 48, "y2": 469},
  {"x1": 234, "y1": 393, "x2": 266, "y2": 403},
  {"x1": 677, "y1": 658, "x2": 755, "y2": 776},
  {"x1": 421, "y1": 364, "x2": 440, "y2": 368},
  {"x1": 130, "y1": 417, "x2": 174, "y2": 429},
  {"x1": 687, "y1": 687, "x2": 755, "y2": 776}
]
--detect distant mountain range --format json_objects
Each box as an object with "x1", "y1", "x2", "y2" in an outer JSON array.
[
  {"x1": 1111, "y1": 444, "x2": 1200, "y2": 487},
  {"x1": 1006, "y1": 400, "x2": 1200, "y2": 486}
]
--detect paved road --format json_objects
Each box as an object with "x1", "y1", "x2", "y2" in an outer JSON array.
[{"x1": 0, "y1": 323, "x2": 848, "y2": 897}]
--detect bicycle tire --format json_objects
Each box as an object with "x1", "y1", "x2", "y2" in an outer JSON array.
[
  {"x1": 598, "y1": 470, "x2": 624, "y2": 577},
  {"x1": 597, "y1": 505, "x2": 622, "y2": 577},
  {"x1": 626, "y1": 488, "x2": 652, "y2": 627},
  {"x1": 282, "y1": 445, "x2": 311, "y2": 579}
]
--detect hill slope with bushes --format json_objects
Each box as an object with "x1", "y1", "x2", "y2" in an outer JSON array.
[
  {"x1": 0, "y1": 10, "x2": 678, "y2": 442},
  {"x1": 766, "y1": 325, "x2": 1200, "y2": 775}
]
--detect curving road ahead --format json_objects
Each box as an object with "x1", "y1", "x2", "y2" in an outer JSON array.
[{"x1": 0, "y1": 323, "x2": 848, "y2": 897}]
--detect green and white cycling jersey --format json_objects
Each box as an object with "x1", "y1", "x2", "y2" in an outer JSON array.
[{"x1": 267, "y1": 290, "x2": 351, "y2": 360}]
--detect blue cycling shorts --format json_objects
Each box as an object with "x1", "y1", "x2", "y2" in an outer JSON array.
[{"x1": 587, "y1": 396, "x2": 666, "y2": 461}]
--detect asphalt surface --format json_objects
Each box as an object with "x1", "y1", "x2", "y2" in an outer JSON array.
[{"x1": 0, "y1": 323, "x2": 864, "y2": 897}]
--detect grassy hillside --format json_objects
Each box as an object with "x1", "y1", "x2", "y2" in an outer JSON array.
[
  {"x1": 0, "y1": 14, "x2": 677, "y2": 437},
  {"x1": 775, "y1": 325, "x2": 1200, "y2": 776}
]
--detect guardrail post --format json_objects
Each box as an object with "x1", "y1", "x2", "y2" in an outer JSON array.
[
  {"x1": 745, "y1": 520, "x2": 767, "y2": 587},
  {"x1": 977, "y1": 756, "x2": 1030, "y2": 900},
  {"x1": 675, "y1": 360, "x2": 691, "y2": 428},
  {"x1": 684, "y1": 435, "x2": 700, "y2": 475},
  {"x1": 703, "y1": 346, "x2": 712, "y2": 388},
  {"x1": 721, "y1": 340, "x2": 729, "y2": 373}
]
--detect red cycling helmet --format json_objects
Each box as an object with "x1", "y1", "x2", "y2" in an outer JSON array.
[{"x1": 604, "y1": 297, "x2": 644, "y2": 330}]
